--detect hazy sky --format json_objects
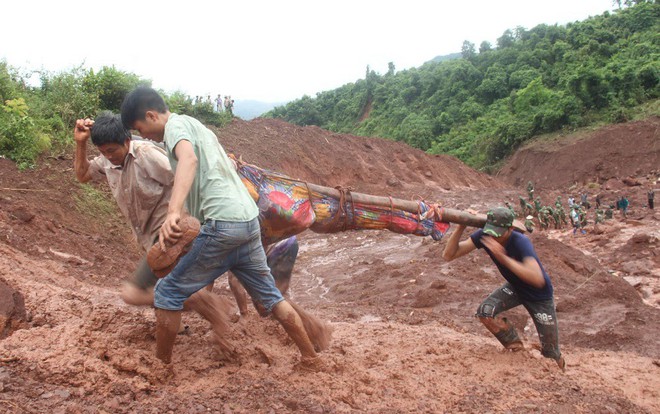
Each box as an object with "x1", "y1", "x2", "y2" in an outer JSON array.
[{"x1": 2, "y1": 0, "x2": 614, "y2": 102}]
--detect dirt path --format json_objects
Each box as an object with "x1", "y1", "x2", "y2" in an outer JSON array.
[
  {"x1": 0, "y1": 118, "x2": 658, "y2": 413},
  {"x1": 0, "y1": 234, "x2": 658, "y2": 413}
]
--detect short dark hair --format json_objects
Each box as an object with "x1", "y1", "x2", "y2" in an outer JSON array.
[
  {"x1": 120, "y1": 86, "x2": 168, "y2": 129},
  {"x1": 90, "y1": 111, "x2": 131, "y2": 146}
]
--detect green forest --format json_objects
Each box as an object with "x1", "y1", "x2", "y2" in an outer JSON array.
[
  {"x1": 266, "y1": 1, "x2": 659, "y2": 170},
  {"x1": 0, "y1": 65, "x2": 231, "y2": 169}
]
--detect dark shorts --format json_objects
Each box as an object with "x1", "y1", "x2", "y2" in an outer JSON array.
[
  {"x1": 267, "y1": 237, "x2": 299, "y2": 284},
  {"x1": 131, "y1": 255, "x2": 159, "y2": 290},
  {"x1": 476, "y1": 282, "x2": 561, "y2": 360}
]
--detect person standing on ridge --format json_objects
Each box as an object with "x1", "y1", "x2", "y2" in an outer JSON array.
[
  {"x1": 620, "y1": 195, "x2": 629, "y2": 219},
  {"x1": 648, "y1": 188, "x2": 654, "y2": 210},
  {"x1": 215, "y1": 94, "x2": 223, "y2": 112}
]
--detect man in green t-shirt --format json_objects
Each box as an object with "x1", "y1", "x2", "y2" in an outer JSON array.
[{"x1": 121, "y1": 87, "x2": 324, "y2": 369}]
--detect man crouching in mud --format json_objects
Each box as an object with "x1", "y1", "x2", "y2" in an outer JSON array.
[
  {"x1": 120, "y1": 86, "x2": 329, "y2": 370},
  {"x1": 73, "y1": 113, "x2": 233, "y2": 350},
  {"x1": 442, "y1": 207, "x2": 565, "y2": 371}
]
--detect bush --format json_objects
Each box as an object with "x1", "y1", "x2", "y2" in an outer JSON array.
[{"x1": 0, "y1": 98, "x2": 50, "y2": 169}]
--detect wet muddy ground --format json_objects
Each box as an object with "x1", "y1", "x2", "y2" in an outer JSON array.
[{"x1": 0, "y1": 118, "x2": 658, "y2": 413}]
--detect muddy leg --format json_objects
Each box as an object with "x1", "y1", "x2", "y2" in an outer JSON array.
[
  {"x1": 122, "y1": 283, "x2": 188, "y2": 334},
  {"x1": 271, "y1": 300, "x2": 316, "y2": 359},
  {"x1": 184, "y1": 290, "x2": 236, "y2": 358},
  {"x1": 155, "y1": 308, "x2": 182, "y2": 364},
  {"x1": 120, "y1": 282, "x2": 154, "y2": 306},
  {"x1": 288, "y1": 300, "x2": 333, "y2": 352},
  {"x1": 228, "y1": 273, "x2": 249, "y2": 315},
  {"x1": 476, "y1": 285, "x2": 524, "y2": 351},
  {"x1": 479, "y1": 316, "x2": 524, "y2": 351}
]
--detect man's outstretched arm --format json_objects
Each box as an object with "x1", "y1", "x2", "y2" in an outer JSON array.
[{"x1": 442, "y1": 224, "x2": 477, "y2": 261}]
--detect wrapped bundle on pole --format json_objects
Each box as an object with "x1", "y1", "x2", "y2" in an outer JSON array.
[{"x1": 234, "y1": 158, "x2": 505, "y2": 246}]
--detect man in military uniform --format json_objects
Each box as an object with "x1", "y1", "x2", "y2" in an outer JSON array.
[
  {"x1": 442, "y1": 207, "x2": 565, "y2": 371},
  {"x1": 594, "y1": 208, "x2": 604, "y2": 231},
  {"x1": 534, "y1": 197, "x2": 543, "y2": 216},
  {"x1": 538, "y1": 208, "x2": 550, "y2": 230},
  {"x1": 505, "y1": 202, "x2": 516, "y2": 217},
  {"x1": 605, "y1": 205, "x2": 614, "y2": 219},
  {"x1": 524, "y1": 215, "x2": 535, "y2": 233}
]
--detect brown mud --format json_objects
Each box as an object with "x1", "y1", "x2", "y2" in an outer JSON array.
[{"x1": 0, "y1": 117, "x2": 658, "y2": 413}]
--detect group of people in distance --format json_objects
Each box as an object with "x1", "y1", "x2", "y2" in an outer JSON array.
[
  {"x1": 513, "y1": 180, "x2": 654, "y2": 236},
  {"x1": 191, "y1": 94, "x2": 234, "y2": 115},
  {"x1": 73, "y1": 86, "x2": 565, "y2": 374}
]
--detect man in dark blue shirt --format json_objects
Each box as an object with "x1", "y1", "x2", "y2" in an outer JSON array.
[{"x1": 443, "y1": 207, "x2": 565, "y2": 371}]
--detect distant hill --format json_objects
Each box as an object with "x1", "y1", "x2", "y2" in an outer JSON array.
[
  {"x1": 265, "y1": 3, "x2": 659, "y2": 171},
  {"x1": 426, "y1": 52, "x2": 461, "y2": 64},
  {"x1": 234, "y1": 100, "x2": 287, "y2": 120}
]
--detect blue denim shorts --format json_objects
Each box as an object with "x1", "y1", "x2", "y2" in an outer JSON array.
[{"x1": 154, "y1": 217, "x2": 284, "y2": 312}]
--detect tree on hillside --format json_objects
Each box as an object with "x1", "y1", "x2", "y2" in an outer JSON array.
[
  {"x1": 387, "y1": 62, "x2": 396, "y2": 77},
  {"x1": 86, "y1": 66, "x2": 146, "y2": 111},
  {"x1": 497, "y1": 29, "x2": 515, "y2": 48},
  {"x1": 264, "y1": 2, "x2": 659, "y2": 170},
  {"x1": 461, "y1": 41, "x2": 476, "y2": 60}
]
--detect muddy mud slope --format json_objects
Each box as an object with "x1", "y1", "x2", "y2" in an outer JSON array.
[
  {"x1": 0, "y1": 117, "x2": 658, "y2": 413},
  {"x1": 498, "y1": 116, "x2": 659, "y2": 190}
]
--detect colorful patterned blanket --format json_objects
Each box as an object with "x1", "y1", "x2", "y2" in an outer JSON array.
[{"x1": 236, "y1": 160, "x2": 450, "y2": 245}]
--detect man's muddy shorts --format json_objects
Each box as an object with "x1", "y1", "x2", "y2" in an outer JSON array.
[
  {"x1": 131, "y1": 255, "x2": 159, "y2": 290},
  {"x1": 477, "y1": 282, "x2": 561, "y2": 360},
  {"x1": 154, "y1": 217, "x2": 284, "y2": 312}
]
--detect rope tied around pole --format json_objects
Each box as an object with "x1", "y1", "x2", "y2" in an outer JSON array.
[{"x1": 332, "y1": 186, "x2": 356, "y2": 231}]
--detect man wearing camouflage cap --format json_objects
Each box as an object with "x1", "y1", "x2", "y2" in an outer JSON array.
[{"x1": 442, "y1": 207, "x2": 565, "y2": 371}]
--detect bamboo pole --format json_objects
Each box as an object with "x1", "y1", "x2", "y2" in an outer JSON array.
[
  {"x1": 233, "y1": 158, "x2": 525, "y2": 232},
  {"x1": 305, "y1": 182, "x2": 526, "y2": 232}
]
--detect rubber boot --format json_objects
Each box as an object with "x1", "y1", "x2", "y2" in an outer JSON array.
[
  {"x1": 155, "y1": 308, "x2": 182, "y2": 364},
  {"x1": 479, "y1": 316, "x2": 524, "y2": 351}
]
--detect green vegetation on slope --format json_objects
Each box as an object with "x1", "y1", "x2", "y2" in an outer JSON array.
[
  {"x1": 0, "y1": 64, "x2": 232, "y2": 169},
  {"x1": 266, "y1": 2, "x2": 659, "y2": 170}
]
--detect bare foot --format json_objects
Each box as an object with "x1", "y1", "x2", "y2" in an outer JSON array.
[
  {"x1": 211, "y1": 332, "x2": 238, "y2": 361},
  {"x1": 556, "y1": 355, "x2": 566, "y2": 372},
  {"x1": 177, "y1": 323, "x2": 190, "y2": 335},
  {"x1": 295, "y1": 356, "x2": 329, "y2": 373},
  {"x1": 229, "y1": 312, "x2": 241, "y2": 323},
  {"x1": 148, "y1": 359, "x2": 175, "y2": 384},
  {"x1": 505, "y1": 341, "x2": 525, "y2": 351}
]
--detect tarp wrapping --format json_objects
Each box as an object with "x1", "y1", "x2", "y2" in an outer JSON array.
[{"x1": 236, "y1": 160, "x2": 450, "y2": 245}]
